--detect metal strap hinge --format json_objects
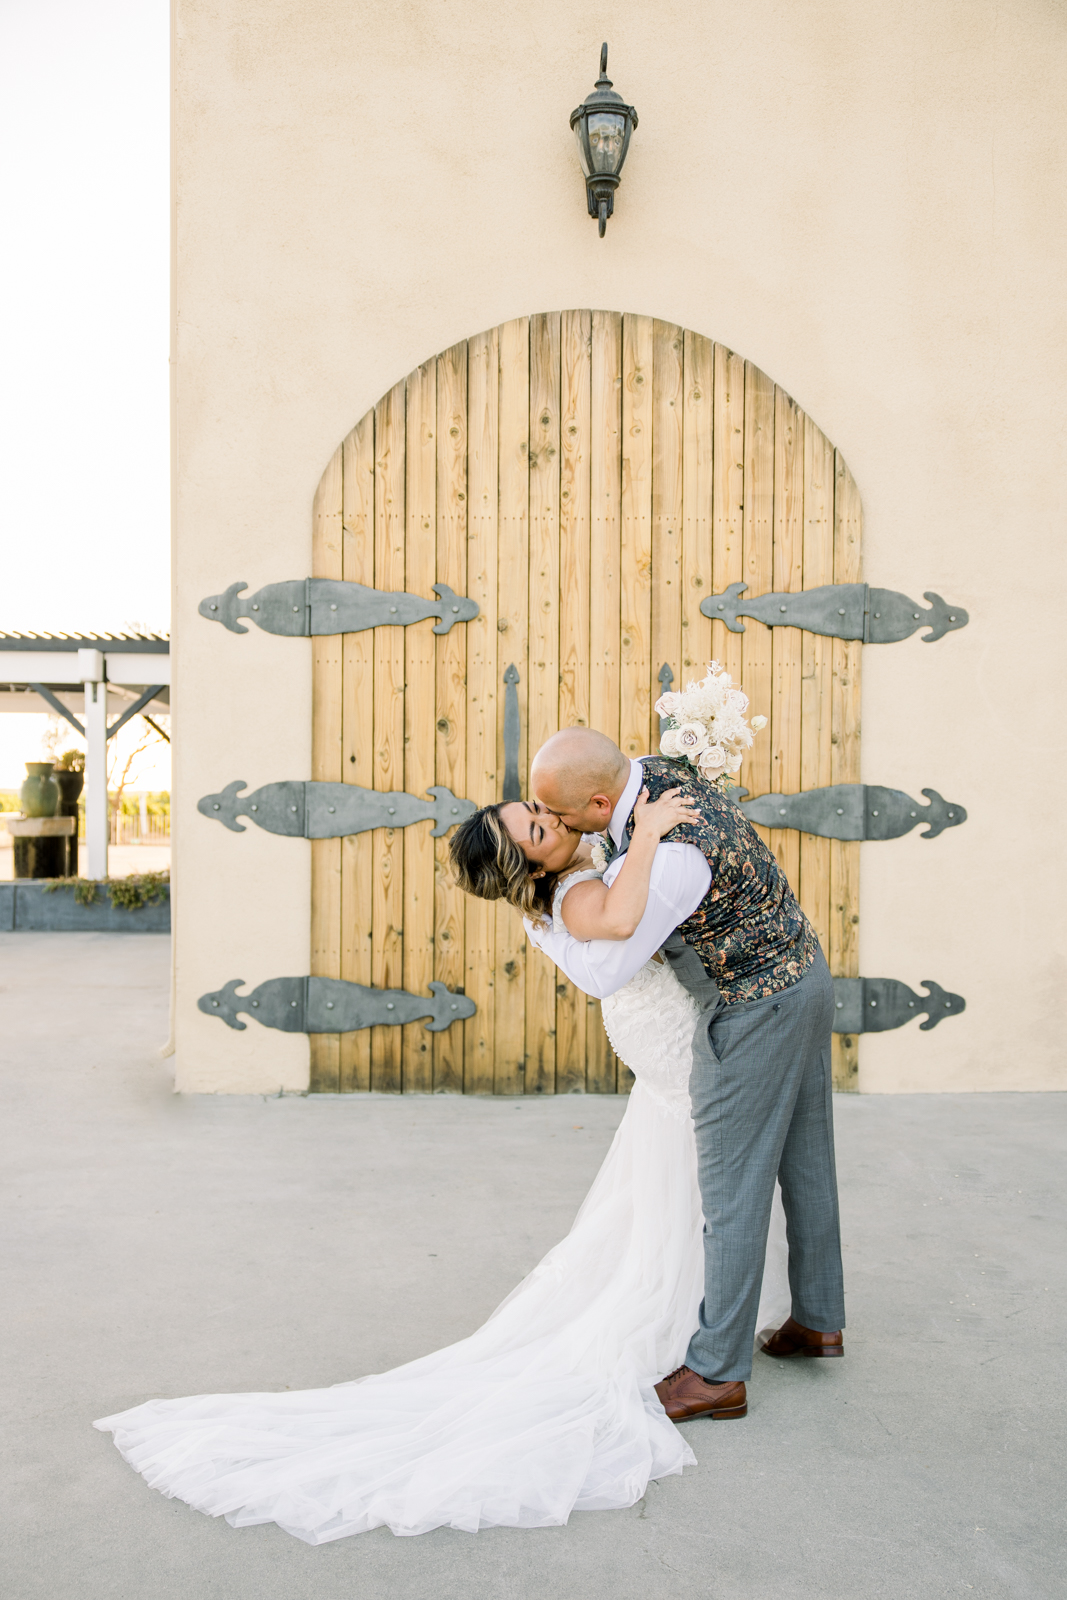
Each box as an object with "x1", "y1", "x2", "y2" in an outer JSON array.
[
  {"x1": 832, "y1": 977, "x2": 965, "y2": 1033},
  {"x1": 199, "y1": 977, "x2": 476, "y2": 1034},
  {"x1": 199, "y1": 579, "x2": 479, "y2": 636},
  {"x1": 700, "y1": 582, "x2": 967, "y2": 643}
]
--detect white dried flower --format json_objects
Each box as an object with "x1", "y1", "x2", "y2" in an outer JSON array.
[
  {"x1": 750, "y1": 714, "x2": 768, "y2": 732},
  {"x1": 682, "y1": 685, "x2": 725, "y2": 723}
]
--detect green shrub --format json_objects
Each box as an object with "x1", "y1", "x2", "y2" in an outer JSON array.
[{"x1": 43, "y1": 871, "x2": 170, "y2": 910}]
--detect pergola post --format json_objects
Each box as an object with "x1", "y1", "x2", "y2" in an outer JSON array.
[{"x1": 78, "y1": 649, "x2": 108, "y2": 879}]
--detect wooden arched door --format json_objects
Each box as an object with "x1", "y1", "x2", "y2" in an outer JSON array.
[{"x1": 309, "y1": 313, "x2": 861, "y2": 1094}]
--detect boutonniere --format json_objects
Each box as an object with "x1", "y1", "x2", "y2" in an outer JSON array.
[{"x1": 589, "y1": 835, "x2": 609, "y2": 875}]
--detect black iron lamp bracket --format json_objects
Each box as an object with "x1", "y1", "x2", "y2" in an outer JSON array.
[{"x1": 569, "y1": 44, "x2": 638, "y2": 238}]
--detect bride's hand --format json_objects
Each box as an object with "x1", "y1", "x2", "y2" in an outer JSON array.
[{"x1": 631, "y1": 786, "x2": 701, "y2": 841}]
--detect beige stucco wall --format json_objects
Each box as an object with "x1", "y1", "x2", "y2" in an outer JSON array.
[{"x1": 172, "y1": 0, "x2": 1067, "y2": 1094}]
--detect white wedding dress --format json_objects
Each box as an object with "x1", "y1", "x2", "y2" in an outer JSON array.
[{"x1": 95, "y1": 871, "x2": 790, "y2": 1542}]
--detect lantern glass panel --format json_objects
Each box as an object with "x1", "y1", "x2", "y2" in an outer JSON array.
[
  {"x1": 586, "y1": 111, "x2": 627, "y2": 175},
  {"x1": 573, "y1": 119, "x2": 593, "y2": 179}
]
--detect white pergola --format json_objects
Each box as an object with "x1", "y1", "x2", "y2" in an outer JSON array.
[{"x1": 0, "y1": 633, "x2": 170, "y2": 878}]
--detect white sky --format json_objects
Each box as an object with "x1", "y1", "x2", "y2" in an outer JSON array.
[{"x1": 0, "y1": 0, "x2": 169, "y2": 789}]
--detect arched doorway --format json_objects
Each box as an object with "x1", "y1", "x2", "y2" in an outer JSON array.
[{"x1": 308, "y1": 313, "x2": 861, "y2": 1093}]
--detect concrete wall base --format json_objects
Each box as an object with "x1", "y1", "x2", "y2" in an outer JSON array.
[{"x1": 0, "y1": 881, "x2": 171, "y2": 932}]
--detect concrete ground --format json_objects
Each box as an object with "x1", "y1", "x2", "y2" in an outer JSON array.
[{"x1": 2, "y1": 934, "x2": 1064, "y2": 1600}]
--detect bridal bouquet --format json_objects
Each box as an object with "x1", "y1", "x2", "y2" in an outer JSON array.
[{"x1": 655, "y1": 661, "x2": 767, "y2": 791}]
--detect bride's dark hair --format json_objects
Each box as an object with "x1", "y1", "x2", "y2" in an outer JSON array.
[{"x1": 448, "y1": 804, "x2": 556, "y2": 920}]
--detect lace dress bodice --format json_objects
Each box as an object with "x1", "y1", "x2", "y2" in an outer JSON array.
[{"x1": 552, "y1": 870, "x2": 701, "y2": 1117}]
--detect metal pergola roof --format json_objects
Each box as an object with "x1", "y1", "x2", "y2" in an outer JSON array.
[{"x1": 0, "y1": 631, "x2": 169, "y2": 653}]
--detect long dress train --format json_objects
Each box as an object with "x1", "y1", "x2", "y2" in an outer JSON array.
[{"x1": 95, "y1": 880, "x2": 790, "y2": 1541}]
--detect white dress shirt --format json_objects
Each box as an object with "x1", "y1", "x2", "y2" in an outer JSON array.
[{"x1": 523, "y1": 758, "x2": 711, "y2": 1000}]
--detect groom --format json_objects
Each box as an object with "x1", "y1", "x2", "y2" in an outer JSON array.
[{"x1": 527, "y1": 728, "x2": 845, "y2": 1422}]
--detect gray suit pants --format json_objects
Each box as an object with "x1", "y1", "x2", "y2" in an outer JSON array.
[{"x1": 673, "y1": 945, "x2": 845, "y2": 1382}]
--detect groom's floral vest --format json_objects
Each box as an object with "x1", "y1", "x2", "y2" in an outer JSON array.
[{"x1": 625, "y1": 756, "x2": 819, "y2": 1004}]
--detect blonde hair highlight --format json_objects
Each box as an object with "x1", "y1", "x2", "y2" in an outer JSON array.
[{"x1": 448, "y1": 804, "x2": 555, "y2": 921}]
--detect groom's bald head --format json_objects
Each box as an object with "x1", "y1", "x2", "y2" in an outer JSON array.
[{"x1": 530, "y1": 729, "x2": 630, "y2": 833}]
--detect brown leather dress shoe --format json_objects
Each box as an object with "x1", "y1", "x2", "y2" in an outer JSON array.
[
  {"x1": 760, "y1": 1315, "x2": 844, "y2": 1359},
  {"x1": 654, "y1": 1366, "x2": 747, "y2": 1421}
]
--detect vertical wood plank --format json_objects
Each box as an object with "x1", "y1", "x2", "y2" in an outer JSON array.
[
  {"x1": 588, "y1": 309, "x2": 622, "y2": 1093},
  {"x1": 309, "y1": 443, "x2": 344, "y2": 1091},
  {"x1": 464, "y1": 327, "x2": 500, "y2": 1093},
  {"x1": 711, "y1": 345, "x2": 745, "y2": 687},
  {"x1": 618, "y1": 312, "x2": 655, "y2": 1095},
  {"x1": 620, "y1": 314, "x2": 654, "y2": 761},
  {"x1": 556, "y1": 309, "x2": 591, "y2": 1095},
  {"x1": 798, "y1": 416, "x2": 835, "y2": 964},
  {"x1": 769, "y1": 388, "x2": 804, "y2": 894},
  {"x1": 526, "y1": 311, "x2": 561, "y2": 1096},
  {"x1": 371, "y1": 382, "x2": 406, "y2": 1092},
  {"x1": 682, "y1": 330, "x2": 715, "y2": 676},
  {"x1": 434, "y1": 342, "x2": 468, "y2": 1093},
  {"x1": 402, "y1": 361, "x2": 437, "y2": 1093},
  {"x1": 339, "y1": 412, "x2": 376, "y2": 1092},
  {"x1": 494, "y1": 318, "x2": 530, "y2": 1094},
  {"x1": 589, "y1": 312, "x2": 622, "y2": 750},
  {"x1": 740, "y1": 363, "x2": 775, "y2": 844},
  {"x1": 651, "y1": 320, "x2": 684, "y2": 733},
  {"x1": 557, "y1": 309, "x2": 592, "y2": 743},
  {"x1": 831, "y1": 451, "x2": 863, "y2": 1091}
]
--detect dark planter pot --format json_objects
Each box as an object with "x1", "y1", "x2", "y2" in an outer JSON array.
[
  {"x1": 14, "y1": 836, "x2": 67, "y2": 879},
  {"x1": 54, "y1": 770, "x2": 84, "y2": 810},
  {"x1": 54, "y1": 771, "x2": 84, "y2": 876}
]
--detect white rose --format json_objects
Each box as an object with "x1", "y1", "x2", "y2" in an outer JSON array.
[
  {"x1": 697, "y1": 747, "x2": 726, "y2": 779},
  {"x1": 672, "y1": 722, "x2": 711, "y2": 757},
  {"x1": 654, "y1": 691, "x2": 682, "y2": 719},
  {"x1": 659, "y1": 727, "x2": 683, "y2": 757},
  {"x1": 750, "y1": 714, "x2": 768, "y2": 732}
]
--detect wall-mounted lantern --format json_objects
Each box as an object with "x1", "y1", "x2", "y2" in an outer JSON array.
[{"x1": 569, "y1": 44, "x2": 638, "y2": 237}]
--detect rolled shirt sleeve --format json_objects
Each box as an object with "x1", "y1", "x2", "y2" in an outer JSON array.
[{"x1": 524, "y1": 841, "x2": 711, "y2": 1000}]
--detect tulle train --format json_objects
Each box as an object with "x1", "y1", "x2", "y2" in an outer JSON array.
[{"x1": 96, "y1": 961, "x2": 791, "y2": 1542}]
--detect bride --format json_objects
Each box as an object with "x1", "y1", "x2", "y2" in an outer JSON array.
[{"x1": 95, "y1": 786, "x2": 790, "y2": 1543}]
